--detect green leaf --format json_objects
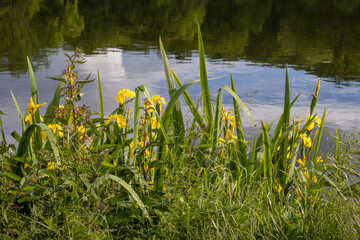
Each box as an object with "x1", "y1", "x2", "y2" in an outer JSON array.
[
  {"x1": 10, "y1": 90, "x2": 26, "y2": 132},
  {"x1": 172, "y1": 70, "x2": 204, "y2": 127},
  {"x1": 159, "y1": 37, "x2": 185, "y2": 140},
  {"x1": 230, "y1": 75, "x2": 248, "y2": 169},
  {"x1": 311, "y1": 108, "x2": 326, "y2": 162},
  {"x1": 1, "y1": 172, "x2": 22, "y2": 181},
  {"x1": 109, "y1": 174, "x2": 152, "y2": 222},
  {"x1": 47, "y1": 77, "x2": 67, "y2": 84},
  {"x1": 44, "y1": 81, "x2": 64, "y2": 124},
  {"x1": 197, "y1": 24, "x2": 213, "y2": 126},
  {"x1": 261, "y1": 120, "x2": 273, "y2": 192},
  {"x1": 222, "y1": 85, "x2": 255, "y2": 126},
  {"x1": 97, "y1": 70, "x2": 104, "y2": 120}
]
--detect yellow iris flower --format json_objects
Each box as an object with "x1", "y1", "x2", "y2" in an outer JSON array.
[
  {"x1": 300, "y1": 133, "x2": 312, "y2": 148},
  {"x1": 116, "y1": 89, "x2": 135, "y2": 104},
  {"x1": 26, "y1": 97, "x2": 46, "y2": 115},
  {"x1": 48, "y1": 124, "x2": 64, "y2": 138},
  {"x1": 144, "y1": 95, "x2": 166, "y2": 112},
  {"x1": 305, "y1": 115, "x2": 321, "y2": 131},
  {"x1": 105, "y1": 114, "x2": 127, "y2": 128}
]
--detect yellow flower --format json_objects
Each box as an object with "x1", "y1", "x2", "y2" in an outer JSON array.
[
  {"x1": 304, "y1": 170, "x2": 311, "y2": 187},
  {"x1": 47, "y1": 162, "x2": 59, "y2": 170},
  {"x1": 48, "y1": 124, "x2": 64, "y2": 138},
  {"x1": 26, "y1": 97, "x2": 46, "y2": 115},
  {"x1": 305, "y1": 115, "x2": 321, "y2": 131},
  {"x1": 129, "y1": 140, "x2": 149, "y2": 158},
  {"x1": 305, "y1": 115, "x2": 315, "y2": 131},
  {"x1": 105, "y1": 114, "x2": 127, "y2": 128},
  {"x1": 300, "y1": 133, "x2": 312, "y2": 148},
  {"x1": 274, "y1": 183, "x2": 283, "y2": 193},
  {"x1": 218, "y1": 137, "x2": 225, "y2": 144},
  {"x1": 221, "y1": 105, "x2": 232, "y2": 123},
  {"x1": 67, "y1": 65, "x2": 75, "y2": 85},
  {"x1": 296, "y1": 119, "x2": 301, "y2": 132},
  {"x1": 150, "y1": 116, "x2": 160, "y2": 129},
  {"x1": 314, "y1": 175, "x2": 318, "y2": 183},
  {"x1": 229, "y1": 116, "x2": 236, "y2": 127},
  {"x1": 116, "y1": 89, "x2": 135, "y2": 104},
  {"x1": 25, "y1": 114, "x2": 33, "y2": 125},
  {"x1": 315, "y1": 78, "x2": 320, "y2": 96},
  {"x1": 144, "y1": 95, "x2": 166, "y2": 112},
  {"x1": 287, "y1": 146, "x2": 292, "y2": 159},
  {"x1": 76, "y1": 125, "x2": 86, "y2": 140},
  {"x1": 40, "y1": 129, "x2": 47, "y2": 141},
  {"x1": 315, "y1": 156, "x2": 323, "y2": 165},
  {"x1": 296, "y1": 157, "x2": 306, "y2": 168}
]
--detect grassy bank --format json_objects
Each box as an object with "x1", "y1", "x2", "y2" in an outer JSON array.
[{"x1": 1, "y1": 27, "x2": 360, "y2": 239}]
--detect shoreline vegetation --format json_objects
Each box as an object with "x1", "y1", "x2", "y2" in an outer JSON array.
[{"x1": 1, "y1": 28, "x2": 360, "y2": 239}]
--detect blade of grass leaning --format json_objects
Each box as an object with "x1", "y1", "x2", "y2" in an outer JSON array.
[
  {"x1": 44, "y1": 81, "x2": 64, "y2": 124},
  {"x1": 261, "y1": 120, "x2": 273, "y2": 192},
  {"x1": 278, "y1": 66, "x2": 291, "y2": 184},
  {"x1": 230, "y1": 75, "x2": 248, "y2": 168},
  {"x1": 10, "y1": 90, "x2": 26, "y2": 132},
  {"x1": 211, "y1": 88, "x2": 223, "y2": 155},
  {"x1": 108, "y1": 174, "x2": 152, "y2": 223},
  {"x1": 197, "y1": 24, "x2": 213, "y2": 127},
  {"x1": 172, "y1": 69, "x2": 204, "y2": 127},
  {"x1": 132, "y1": 87, "x2": 141, "y2": 165},
  {"x1": 222, "y1": 85, "x2": 255, "y2": 127},
  {"x1": 311, "y1": 108, "x2": 326, "y2": 162},
  {"x1": 27, "y1": 57, "x2": 39, "y2": 105},
  {"x1": 335, "y1": 128, "x2": 340, "y2": 162},
  {"x1": 16, "y1": 123, "x2": 61, "y2": 165},
  {"x1": 159, "y1": 37, "x2": 185, "y2": 140},
  {"x1": 0, "y1": 111, "x2": 5, "y2": 142},
  {"x1": 248, "y1": 129, "x2": 257, "y2": 182},
  {"x1": 162, "y1": 79, "x2": 200, "y2": 132},
  {"x1": 97, "y1": 69, "x2": 104, "y2": 120}
]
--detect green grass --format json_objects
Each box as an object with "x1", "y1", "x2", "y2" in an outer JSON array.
[{"x1": 0, "y1": 28, "x2": 360, "y2": 239}]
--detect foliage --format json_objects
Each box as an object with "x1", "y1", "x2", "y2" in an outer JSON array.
[{"x1": 1, "y1": 28, "x2": 360, "y2": 239}]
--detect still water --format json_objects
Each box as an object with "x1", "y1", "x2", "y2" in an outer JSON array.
[{"x1": 1, "y1": 0, "x2": 360, "y2": 140}]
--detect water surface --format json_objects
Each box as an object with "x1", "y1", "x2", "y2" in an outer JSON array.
[{"x1": 1, "y1": 0, "x2": 360, "y2": 141}]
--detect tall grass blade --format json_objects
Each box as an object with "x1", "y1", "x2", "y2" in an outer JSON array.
[
  {"x1": 311, "y1": 108, "x2": 326, "y2": 162},
  {"x1": 335, "y1": 128, "x2": 340, "y2": 161},
  {"x1": 162, "y1": 79, "x2": 200, "y2": 132},
  {"x1": 16, "y1": 123, "x2": 61, "y2": 165},
  {"x1": 132, "y1": 87, "x2": 141, "y2": 165},
  {"x1": 0, "y1": 111, "x2": 5, "y2": 142},
  {"x1": 172, "y1": 70, "x2": 204, "y2": 127},
  {"x1": 211, "y1": 88, "x2": 223, "y2": 154},
  {"x1": 197, "y1": 24, "x2": 213, "y2": 126},
  {"x1": 44, "y1": 81, "x2": 64, "y2": 124},
  {"x1": 278, "y1": 66, "x2": 291, "y2": 184},
  {"x1": 97, "y1": 70, "x2": 104, "y2": 120},
  {"x1": 230, "y1": 75, "x2": 248, "y2": 168},
  {"x1": 159, "y1": 37, "x2": 185, "y2": 140},
  {"x1": 261, "y1": 120, "x2": 273, "y2": 192},
  {"x1": 27, "y1": 57, "x2": 38, "y2": 105},
  {"x1": 222, "y1": 85, "x2": 255, "y2": 126},
  {"x1": 108, "y1": 174, "x2": 152, "y2": 222},
  {"x1": 10, "y1": 90, "x2": 25, "y2": 132}
]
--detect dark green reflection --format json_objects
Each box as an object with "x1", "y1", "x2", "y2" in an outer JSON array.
[{"x1": 1, "y1": 0, "x2": 360, "y2": 83}]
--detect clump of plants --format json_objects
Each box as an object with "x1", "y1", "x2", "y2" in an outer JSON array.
[{"x1": 1, "y1": 27, "x2": 359, "y2": 239}]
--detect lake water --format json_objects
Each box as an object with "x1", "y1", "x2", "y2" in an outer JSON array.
[{"x1": 1, "y1": 0, "x2": 360, "y2": 142}]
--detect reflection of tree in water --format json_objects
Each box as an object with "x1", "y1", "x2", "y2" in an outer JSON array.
[
  {"x1": 0, "y1": 0, "x2": 84, "y2": 73},
  {"x1": 1, "y1": 0, "x2": 360, "y2": 83}
]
